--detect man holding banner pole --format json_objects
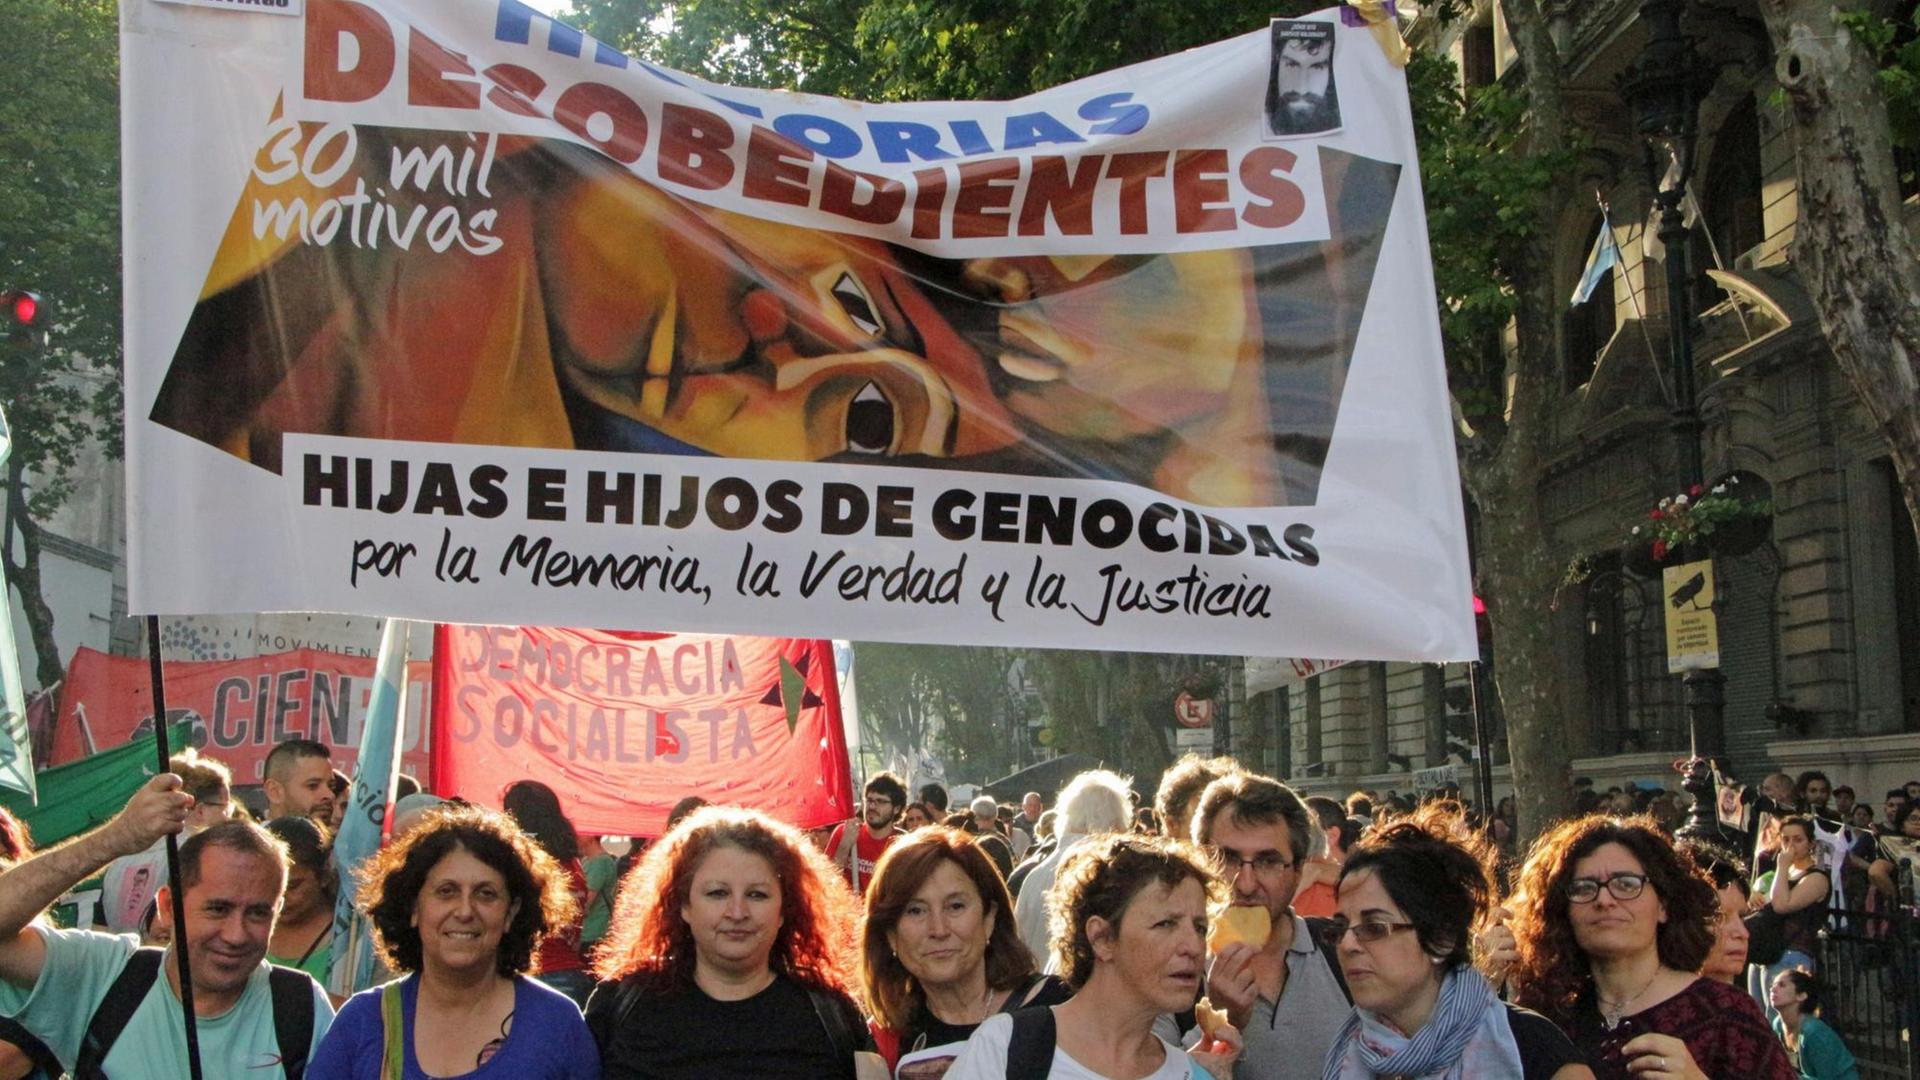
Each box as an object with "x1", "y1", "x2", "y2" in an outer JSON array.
[{"x1": 0, "y1": 776, "x2": 333, "y2": 1077}]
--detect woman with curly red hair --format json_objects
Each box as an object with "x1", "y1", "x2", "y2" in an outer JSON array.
[
  {"x1": 585, "y1": 805, "x2": 883, "y2": 1078},
  {"x1": 1500, "y1": 815, "x2": 1792, "y2": 1080},
  {"x1": 307, "y1": 803, "x2": 599, "y2": 1079}
]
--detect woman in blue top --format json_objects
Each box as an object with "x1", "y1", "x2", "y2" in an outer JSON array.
[
  {"x1": 308, "y1": 804, "x2": 601, "y2": 1079},
  {"x1": 1769, "y1": 969, "x2": 1859, "y2": 1080}
]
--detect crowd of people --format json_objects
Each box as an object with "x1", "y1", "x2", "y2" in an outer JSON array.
[{"x1": 0, "y1": 742, "x2": 1912, "y2": 1079}]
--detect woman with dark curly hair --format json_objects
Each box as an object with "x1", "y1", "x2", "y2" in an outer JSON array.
[
  {"x1": 1502, "y1": 815, "x2": 1792, "y2": 1080},
  {"x1": 862, "y1": 828, "x2": 1071, "y2": 1077},
  {"x1": 306, "y1": 803, "x2": 599, "y2": 1079},
  {"x1": 1322, "y1": 806, "x2": 1588, "y2": 1079},
  {"x1": 946, "y1": 834, "x2": 1240, "y2": 1080},
  {"x1": 584, "y1": 805, "x2": 883, "y2": 1078}
]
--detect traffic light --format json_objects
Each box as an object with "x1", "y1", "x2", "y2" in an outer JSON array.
[{"x1": 3, "y1": 289, "x2": 46, "y2": 343}]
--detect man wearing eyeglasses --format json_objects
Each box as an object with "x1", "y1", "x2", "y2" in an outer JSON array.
[
  {"x1": 1195, "y1": 773, "x2": 1352, "y2": 1079},
  {"x1": 826, "y1": 771, "x2": 908, "y2": 898}
]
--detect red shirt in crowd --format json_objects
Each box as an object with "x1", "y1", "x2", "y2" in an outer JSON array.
[
  {"x1": 538, "y1": 857, "x2": 590, "y2": 973},
  {"x1": 826, "y1": 822, "x2": 899, "y2": 895}
]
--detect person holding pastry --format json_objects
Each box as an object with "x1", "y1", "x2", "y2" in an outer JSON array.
[{"x1": 1194, "y1": 773, "x2": 1353, "y2": 1080}]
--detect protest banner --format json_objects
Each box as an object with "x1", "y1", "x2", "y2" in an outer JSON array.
[
  {"x1": 51, "y1": 646, "x2": 432, "y2": 783},
  {"x1": 431, "y1": 626, "x2": 855, "y2": 837},
  {"x1": 122, "y1": 1, "x2": 1474, "y2": 661}
]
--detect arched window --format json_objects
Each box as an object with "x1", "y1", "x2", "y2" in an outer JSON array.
[{"x1": 1697, "y1": 97, "x2": 1763, "y2": 282}]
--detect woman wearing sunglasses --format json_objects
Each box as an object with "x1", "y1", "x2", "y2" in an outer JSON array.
[
  {"x1": 1504, "y1": 816, "x2": 1793, "y2": 1080},
  {"x1": 1322, "y1": 805, "x2": 1590, "y2": 1079}
]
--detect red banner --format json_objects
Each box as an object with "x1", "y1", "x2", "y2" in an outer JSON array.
[
  {"x1": 431, "y1": 626, "x2": 855, "y2": 838},
  {"x1": 53, "y1": 646, "x2": 433, "y2": 784}
]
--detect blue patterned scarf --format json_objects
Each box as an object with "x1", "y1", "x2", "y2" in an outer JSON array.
[{"x1": 1321, "y1": 966, "x2": 1523, "y2": 1080}]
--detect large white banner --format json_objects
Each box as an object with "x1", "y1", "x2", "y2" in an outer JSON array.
[{"x1": 123, "y1": 0, "x2": 1476, "y2": 660}]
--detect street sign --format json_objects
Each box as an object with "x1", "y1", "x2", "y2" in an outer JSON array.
[
  {"x1": 1663, "y1": 559, "x2": 1719, "y2": 672},
  {"x1": 1175, "y1": 729, "x2": 1214, "y2": 750},
  {"x1": 1174, "y1": 692, "x2": 1216, "y2": 729}
]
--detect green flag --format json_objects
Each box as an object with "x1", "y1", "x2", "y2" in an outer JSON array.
[
  {"x1": 0, "y1": 405, "x2": 32, "y2": 803},
  {"x1": 0, "y1": 722, "x2": 191, "y2": 847}
]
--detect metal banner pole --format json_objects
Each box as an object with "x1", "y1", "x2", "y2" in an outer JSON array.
[{"x1": 145, "y1": 614, "x2": 204, "y2": 1080}]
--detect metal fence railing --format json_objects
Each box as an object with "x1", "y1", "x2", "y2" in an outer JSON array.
[{"x1": 1819, "y1": 908, "x2": 1920, "y2": 1080}]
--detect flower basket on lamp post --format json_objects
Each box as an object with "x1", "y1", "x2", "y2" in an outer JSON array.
[
  {"x1": 1621, "y1": 476, "x2": 1771, "y2": 576},
  {"x1": 1705, "y1": 509, "x2": 1770, "y2": 557}
]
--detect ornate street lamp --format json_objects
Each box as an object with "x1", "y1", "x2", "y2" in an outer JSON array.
[{"x1": 1618, "y1": 0, "x2": 1725, "y2": 840}]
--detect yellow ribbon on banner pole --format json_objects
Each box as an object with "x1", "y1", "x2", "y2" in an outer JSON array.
[{"x1": 1346, "y1": 0, "x2": 1411, "y2": 67}]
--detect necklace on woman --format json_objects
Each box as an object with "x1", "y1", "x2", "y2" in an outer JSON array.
[
  {"x1": 1597, "y1": 970, "x2": 1659, "y2": 1030},
  {"x1": 477, "y1": 1008, "x2": 515, "y2": 1067},
  {"x1": 966, "y1": 981, "x2": 997, "y2": 1024}
]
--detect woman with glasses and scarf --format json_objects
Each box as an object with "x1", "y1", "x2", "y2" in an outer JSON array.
[
  {"x1": 1320, "y1": 805, "x2": 1590, "y2": 1079},
  {"x1": 1504, "y1": 816, "x2": 1793, "y2": 1080}
]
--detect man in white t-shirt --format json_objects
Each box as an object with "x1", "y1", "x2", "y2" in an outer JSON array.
[{"x1": 0, "y1": 774, "x2": 334, "y2": 1078}]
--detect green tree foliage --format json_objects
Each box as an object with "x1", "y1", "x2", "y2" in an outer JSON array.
[
  {"x1": 1409, "y1": 55, "x2": 1572, "y2": 422},
  {"x1": 0, "y1": 0, "x2": 120, "y2": 493},
  {"x1": 0, "y1": 0, "x2": 121, "y2": 685},
  {"x1": 565, "y1": 0, "x2": 872, "y2": 94},
  {"x1": 853, "y1": 641, "x2": 1021, "y2": 781},
  {"x1": 1835, "y1": 5, "x2": 1920, "y2": 150}
]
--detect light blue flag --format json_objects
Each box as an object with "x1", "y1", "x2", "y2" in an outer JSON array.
[
  {"x1": 0, "y1": 407, "x2": 34, "y2": 803},
  {"x1": 327, "y1": 618, "x2": 410, "y2": 996},
  {"x1": 1570, "y1": 213, "x2": 1622, "y2": 307}
]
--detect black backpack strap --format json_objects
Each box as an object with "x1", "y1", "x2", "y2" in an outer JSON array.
[
  {"x1": 76, "y1": 947, "x2": 166, "y2": 1078},
  {"x1": 268, "y1": 966, "x2": 318, "y2": 1080},
  {"x1": 1005, "y1": 1005, "x2": 1056, "y2": 1078},
  {"x1": 1303, "y1": 917, "x2": 1352, "y2": 1004},
  {"x1": 585, "y1": 976, "x2": 645, "y2": 1056},
  {"x1": 802, "y1": 983, "x2": 856, "y2": 1068},
  {"x1": 0, "y1": 1014, "x2": 63, "y2": 1079}
]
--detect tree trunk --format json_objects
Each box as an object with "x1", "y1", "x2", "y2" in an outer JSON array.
[
  {"x1": 1464, "y1": 0, "x2": 1578, "y2": 842},
  {"x1": 2, "y1": 463, "x2": 64, "y2": 689},
  {"x1": 1761, "y1": 0, "x2": 1920, "y2": 545}
]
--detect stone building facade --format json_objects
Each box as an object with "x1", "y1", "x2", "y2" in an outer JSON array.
[{"x1": 1247, "y1": 0, "x2": 1920, "y2": 806}]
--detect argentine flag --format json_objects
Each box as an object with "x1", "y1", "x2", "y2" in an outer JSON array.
[
  {"x1": 328, "y1": 618, "x2": 411, "y2": 996},
  {"x1": 1570, "y1": 213, "x2": 1622, "y2": 307}
]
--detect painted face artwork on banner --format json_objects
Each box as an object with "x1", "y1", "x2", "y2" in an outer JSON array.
[
  {"x1": 123, "y1": 1, "x2": 1475, "y2": 661},
  {"x1": 430, "y1": 626, "x2": 854, "y2": 836}
]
